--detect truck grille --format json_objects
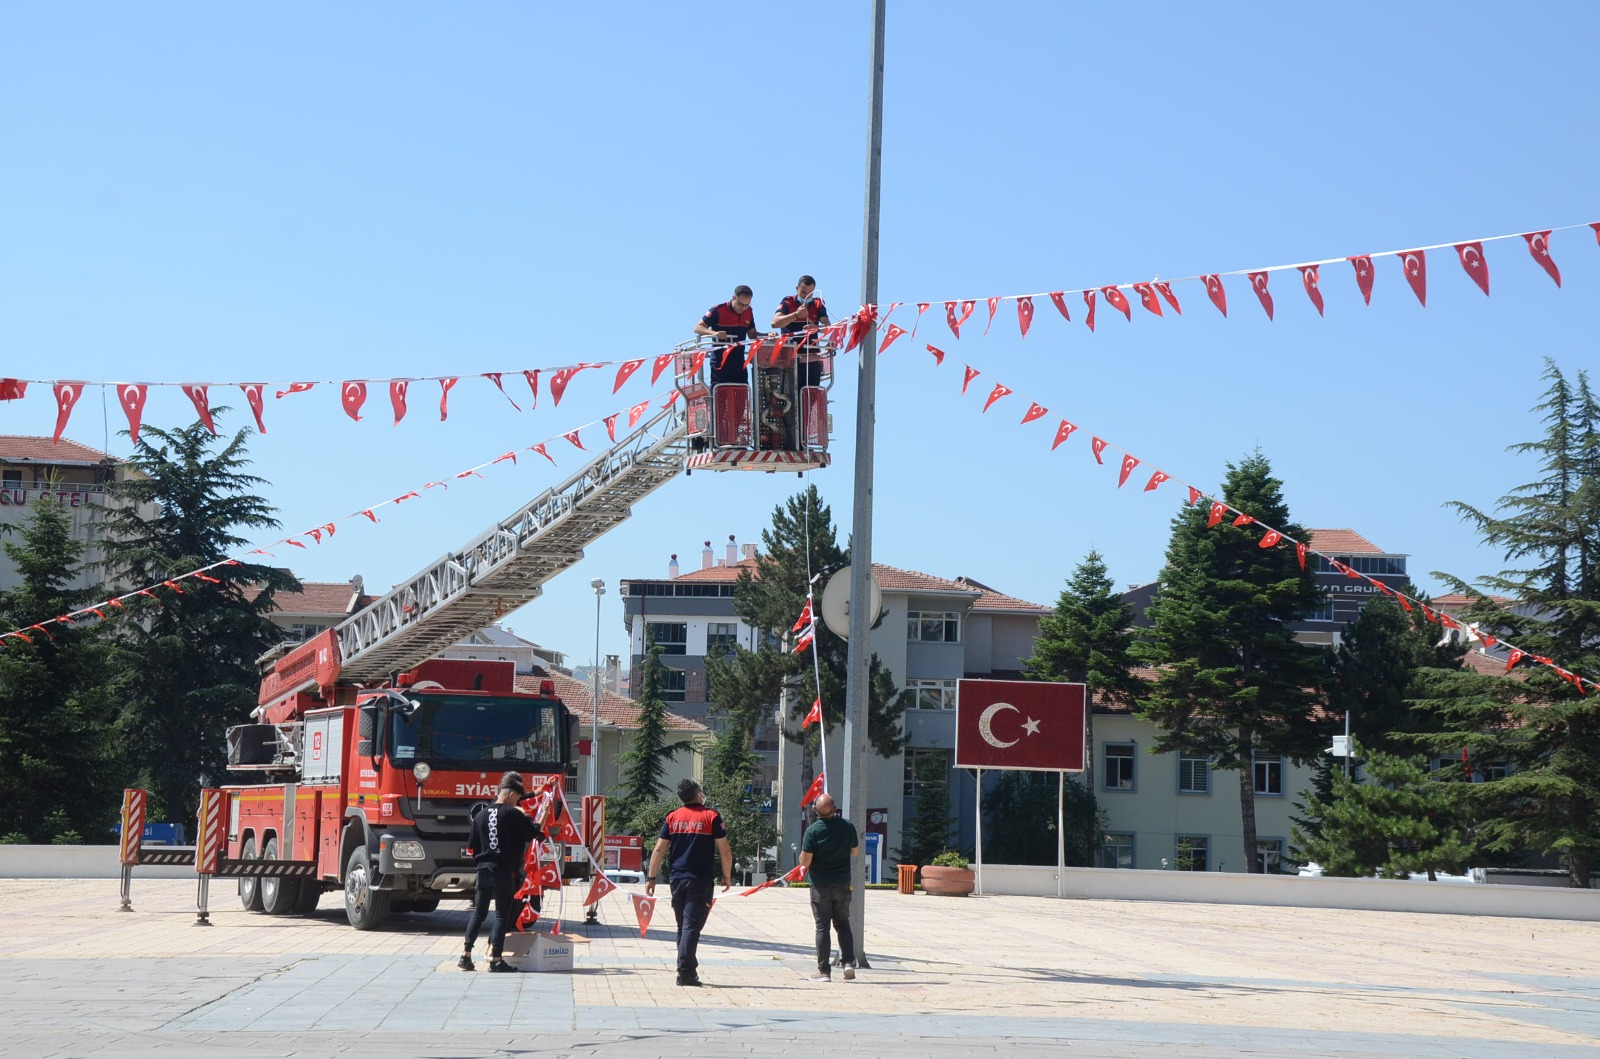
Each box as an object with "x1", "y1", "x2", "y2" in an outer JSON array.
[{"x1": 408, "y1": 797, "x2": 479, "y2": 840}]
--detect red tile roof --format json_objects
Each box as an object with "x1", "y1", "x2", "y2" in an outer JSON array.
[
  {"x1": 518, "y1": 671, "x2": 709, "y2": 733},
  {"x1": 954, "y1": 576, "x2": 1051, "y2": 614},
  {"x1": 870, "y1": 563, "x2": 979, "y2": 596},
  {"x1": 0, "y1": 435, "x2": 117, "y2": 464},
  {"x1": 1307, "y1": 528, "x2": 1393, "y2": 556},
  {"x1": 671, "y1": 558, "x2": 759, "y2": 582},
  {"x1": 1432, "y1": 593, "x2": 1514, "y2": 610},
  {"x1": 272, "y1": 581, "x2": 366, "y2": 616}
]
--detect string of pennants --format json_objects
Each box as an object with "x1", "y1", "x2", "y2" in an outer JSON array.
[
  {"x1": 0, "y1": 390, "x2": 683, "y2": 646},
  {"x1": 7, "y1": 220, "x2": 1592, "y2": 444},
  {"x1": 893, "y1": 341, "x2": 1598, "y2": 698}
]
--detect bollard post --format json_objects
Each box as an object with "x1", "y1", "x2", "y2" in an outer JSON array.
[
  {"x1": 119, "y1": 863, "x2": 134, "y2": 912},
  {"x1": 195, "y1": 875, "x2": 211, "y2": 926}
]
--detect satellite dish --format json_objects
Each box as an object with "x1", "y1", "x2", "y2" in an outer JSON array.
[{"x1": 819, "y1": 565, "x2": 883, "y2": 639}]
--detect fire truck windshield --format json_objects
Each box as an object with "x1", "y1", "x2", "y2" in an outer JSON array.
[{"x1": 385, "y1": 694, "x2": 563, "y2": 771}]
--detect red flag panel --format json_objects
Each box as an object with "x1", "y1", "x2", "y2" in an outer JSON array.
[
  {"x1": 1082, "y1": 289, "x2": 1097, "y2": 332},
  {"x1": 182, "y1": 384, "x2": 216, "y2": 435},
  {"x1": 1090, "y1": 436, "x2": 1108, "y2": 464},
  {"x1": 1101, "y1": 286, "x2": 1132, "y2": 321},
  {"x1": 961, "y1": 366, "x2": 980, "y2": 395},
  {"x1": 1399, "y1": 250, "x2": 1428, "y2": 306},
  {"x1": 1455, "y1": 241, "x2": 1490, "y2": 296},
  {"x1": 1248, "y1": 271, "x2": 1274, "y2": 320},
  {"x1": 340, "y1": 381, "x2": 367, "y2": 422},
  {"x1": 1051, "y1": 420, "x2": 1077, "y2": 450},
  {"x1": 1048, "y1": 291, "x2": 1070, "y2": 321},
  {"x1": 390, "y1": 380, "x2": 410, "y2": 425},
  {"x1": 1117, "y1": 454, "x2": 1139, "y2": 487},
  {"x1": 240, "y1": 384, "x2": 267, "y2": 433},
  {"x1": 1523, "y1": 231, "x2": 1561, "y2": 287},
  {"x1": 1299, "y1": 265, "x2": 1324, "y2": 316},
  {"x1": 1155, "y1": 281, "x2": 1182, "y2": 314},
  {"x1": 954, "y1": 679, "x2": 1086, "y2": 771},
  {"x1": 53, "y1": 382, "x2": 85, "y2": 443},
  {"x1": 1349, "y1": 255, "x2": 1376, "y2": 305},
  {"x1": 1020, "y1": 402, "x2": 1048, "y2": 425},
  {"x1": 1202, "y1": 274, "x2": 1227, "y2": 316},
  {"x1": 982, "y1": 383, "x2": 1012, "y2": 413},
  {"x1": 1132, "y1": 282, "x2": 1162, "y2": 317},
  {"x1": 1017, "y1": 296, "x2": 1035, "y2": 337}
]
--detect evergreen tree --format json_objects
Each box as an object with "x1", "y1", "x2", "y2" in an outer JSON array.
[
  {"x1": 611, "y1": 641, "x2": 681, "y2": 834},
  {"x1": 1294, "y1": 743, "x2": 1477, "y2": 880},
  {"x1": 1022, "y1": 548, "x2": 1147, "y2": 833},
  {"x1": 1136, "y1": 451, "x2": 1327, "y2": 872},
  {"x1": 101, "y1": 418, "x2": 297, "y2": 823},
  {"x1": 894, "y1": 752, "x2": 954, "y2": 867},
  {"x1": 705, "y1": 644, "x2": 786, "y2": 780},
  {"x1": 981, "y1": 772, "x2": 1105, "y2": 867},
  {"x1": 1419, "y1": 361, "x2": 1600, "y2": 887},
  {"x1": 0, "y1": 492, "x2": 124, "y2": 842},
  {"x1": 1326, "y1": 591, "x2": 1466, "y2": 757},
  {"x1": 702, "y1": 769, "x2": 776, "y2": 881}
]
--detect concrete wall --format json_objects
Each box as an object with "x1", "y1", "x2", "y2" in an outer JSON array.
[
  {"x1": 0, "y1": 845, "x2": 194, "y2": 880},
  {"x1": 975, "y1": 863, "x2": 1600, "y2": 922}
]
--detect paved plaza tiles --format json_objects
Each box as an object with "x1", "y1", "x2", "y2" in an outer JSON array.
[{"x1": 0, "y1": 877, "x2": 1596, "y2": 1057}]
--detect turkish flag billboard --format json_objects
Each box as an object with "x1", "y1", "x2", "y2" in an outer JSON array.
[{"x1": 954, "y1": 679, "x2": 1086, "y2": 772}]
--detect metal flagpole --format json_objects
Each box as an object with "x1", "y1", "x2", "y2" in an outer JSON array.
[
  {"x1": 843, "y1": 0, "x2": 887, "y2": 971},
  {"x1": 974, "y1": 767, "x2": 984, "y2": 896},
  {"x1": 1057, "y1": 771, "x2": 1066, "y2": 898}
]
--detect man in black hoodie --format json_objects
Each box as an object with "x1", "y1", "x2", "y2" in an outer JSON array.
[{"x1": 460, "y1": 771, "x2": 543, "y2": 972}]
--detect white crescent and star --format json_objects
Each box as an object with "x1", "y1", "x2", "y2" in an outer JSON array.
[
  {"x1": 977, "y1": 701, "x2": 1041, "y2": 749},
  {"x1": 121, "y1": 385, "x2": 142, "y2": 408}
]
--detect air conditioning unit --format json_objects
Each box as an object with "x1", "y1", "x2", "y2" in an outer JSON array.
[{"x1": 770, "y1": 780, "x2": 780, "y2": 797}]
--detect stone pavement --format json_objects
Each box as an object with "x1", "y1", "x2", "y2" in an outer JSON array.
[{"x1": 1, "y1": 877, "x2": 1597, "y2": 1057}]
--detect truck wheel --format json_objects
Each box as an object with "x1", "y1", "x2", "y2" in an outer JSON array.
[
  {"x1": 238, "y1": 836, "x2": 263, "y2": 912},
  {"x1": 293, "y1": 881, "x2": 324, "y2": 915},
  {"x1": 260, "y1": 837, "x2": 303, "y2": 916},
  {"x1": 343, "y1": 846, "x2": 392, "y2": 930}
]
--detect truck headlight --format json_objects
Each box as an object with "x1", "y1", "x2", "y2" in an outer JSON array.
[{"x1": 391, "y1": 840, "x2": 426, "y2": 861}]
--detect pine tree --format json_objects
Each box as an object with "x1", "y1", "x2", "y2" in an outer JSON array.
[
  {"x1": 1326, "y1": 591, "x2": 1466, "y2": 757},
  {"x1": 705, "y1": 644, "x2": 787, "y2": 781},
  {"x1": 611, "y1": 641, "x2": 681, "y2": 834},
  {"x1": 702, "y1": 770, "x2": 776, "y2": 881},
  {"x1": 101, "y1": 418, "x2": 297, "y2": 823},
  {"x1": 894, "y1": 752, "x2": 954, "y2": 867},
  {"x1": 1137, "y1": 451, "x2": 1327, "y2": 872},
  {"x1": 1294, "y1": 743, "x2": 1477, "y2": 880},
  {"x1": 981, "y1": 771, "x2": 1105, "y2": 867},
  {"x1": 0, "y1": 492, "x2": 124, "y2": 842},
  {"x1": 1419, "y1": 360, "x2": 1600, "y2": 886}
]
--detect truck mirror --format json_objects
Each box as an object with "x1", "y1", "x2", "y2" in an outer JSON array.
[{"x1": 357, "y1": 705, "x2": 378, "y2": 757}]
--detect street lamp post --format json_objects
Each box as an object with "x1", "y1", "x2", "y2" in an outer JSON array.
[{"x1": 590, "y1": 577, "x2": 606, "y2": 800}]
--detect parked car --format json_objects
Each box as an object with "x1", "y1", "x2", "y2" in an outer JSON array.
[{"x1": 604, "y1": 869, "x2": 645, "y2": 885}]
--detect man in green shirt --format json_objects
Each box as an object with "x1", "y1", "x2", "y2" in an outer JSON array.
[{"x1": 798, "y1": 793, "x2": 859, "y2": 982}]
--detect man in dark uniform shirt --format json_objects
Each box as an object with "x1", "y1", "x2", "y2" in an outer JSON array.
[
  {"x1": 646, "y1": 778, "x2": 733, "y2": 986},
  {"x1": 773, "y1": 274, "x2": 831, "y2": 389},
  {"x1": 460, "y1": 771, "x2": 543, "y2": 972},
  {"x1": 695, "y1": 284, "x2": 766, "y2": 387},
  {"x1": 798, "y1": 793, "x2": 859, "y2": 982}
]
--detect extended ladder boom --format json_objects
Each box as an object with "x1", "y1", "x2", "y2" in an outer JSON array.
[{"x1": 333, "y1": 403, "x2": 689, "y2": 682}]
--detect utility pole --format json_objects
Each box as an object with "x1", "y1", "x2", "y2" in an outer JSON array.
[{"x1": 843, "y1": 0, "x2": 886, "y2": 971}]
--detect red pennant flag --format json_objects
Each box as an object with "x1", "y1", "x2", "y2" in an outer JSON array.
[
  {"x1": 1259, "y1": 529, "x2": 1283, "y2": 549},
  {"x1": 0, "y1": 379, "x2": 27, "y2": 400},
  {"x1": 531, "y1": 443, "x2": 554, "y2": 465},
  {"x1": 181, "y1": 385, "x2": 216, "y2": 435},
  {"x1": 982, "y1": 383, "x2": 1012, "y2": 413},
  {"x1": 285, "y1": 539, "x2": 308, "y2": 550},
  {"x1": 1101, "y1": 286, "x2": 1132, "y2": 321},
  {"x1": 1232, "y1": 513, "x2": 1255, "y2": 527},
  {"x1": 792, "y1": 599, "x2": 813, "y2": 633},
  {"x1": 308, "y1": 527, "x2": 323, "y2": 544},
  {"x1": 1481, "y1": 632, "x2": 1497, "y2": 648},
  {"x1": 983, "y1": 296, "x2": 1000, "y2": 335},
  {"x1": 780, "y1": 863, "x2": 806, "y2": 885},
  {"x1": 563, "y1": 429, "x2": 585, "y2": 450},
  {"x1": 1155, "y1": 281, "x2": 1181, "y2": 314},
  {"x1": 1133, "y1": 282, "x2": 1163, "y2": 317},
  {"x1": 802, "y1": 697, "x2": 822, "y2": 728},
  {"x1": 1299, "y1": 265, "x2": 1324, "y2": 316},
  {"x1": 550, "y1": 365, "x2": 588, "y2": 407},
  {"x1": 492, "y1": 451, "x2": 518, "y2": 467},
  {"x1": 539, "y1": 863, "x2": 562, "y2": 890},
  {"x1": 1020, "y1": 402, "x2": 1048, "y2": 425},
  {"x1": 926, "y1": 344, "x2": 947, "y2": 366},
  {"x1": 1455, "y1": 241, "x2": 1490, "y2": 296},
  {"x1": 628, "y1": 399, "x2": 649, "y2": 427},
  {"x1": 1295, "y1": 541, "x2": 1307, "y2": 570},
  {"x1": 958, "y1": 300, "x2": 975, "y2": 329},
  {"x1": 1187, "y1": 486, "x2": 1202, "y2": 506},
  {"x1": 1144, "y1": 470, "x2": 1170, "y2": 492},
  {"x1": 631, "y1": 893, "x2": 656, "y2": 937},
  {"x1": 715, "y1": 344, "x2": 735, "y2": 372},
  {"x1": 583, "y1": 872, "x2": 617, "y2": 907},
  {"x1": 1591, "y1": 222, "x2": 1600, "y2": 245},
  {"x1": 880, "y1": 323, "x2": 908, "y2": 353},
  {"x1": 800, "y1": 772, "x2": 826, "y2": 808},
  {"x1": 793, "y1": 630, "x2": 814, "y2": 654},
  {"x1": 439, "y1": 377, "x2": 459, "y2": 420},
  {"x1": 961, "y1": 366, "x2": 980, "y2": 395},
  {"x1": 1082, "y1": 289, "x2": 1097, "y2": 332},
  {"x1": 275, "y1": 382, "x2": 314, "y2": 399},
  {"x1": 1399, "y1": 250, "x2": 1427, "y2": 306},
  {"x1": 1208, "y1": 501, "x2": 1227, "y2": 528},
  {"x1": 390, "y1": 380, "x2": 410, "y2": 424},
  {"x1": 523, "y1": 369, "x2": 541, "y2": 409},
  {"x1": 240, "y1": 384, "x2": 267, "y2": 433},
  {"x1": 1349, "y1": 255, "x2": 1376, "y2": 305},
  {"x1": 1504, "y1": 648, "x2": 1525, "y2": 673},
  {"x1": 1051, "y1": 420, "x2": 1077, "y2": 450},
  {"x1": 483, "y1": 372, "x2": 521, "y2": 410},
  {"x1": 911, "y1": 302, "x2": 929, "y2": 335},
  {"x1": 1017, "y1": 296, "x2": 1035, "y2": 336},
  {"x1": 1202, "y1": 274, "x2": 1227, "y2": 316},
  {"x1": 1090, "y1": 436, "x2": 1108, "y2": 464},
  {"x1": 1248, "y1": 271, "x2": 1274, "y2": 320},
  {"x1": 1422, "y1": 605, "x2": 1438, "y2": 623},
  {"x1": 1048, "y1": 291, "x2": 1070, "y2": 321},
  {"x1": 1440, "y1": 612, "x2": 1461, "y2": 630},
  {"x1": 1117, "y1": 454, "x2": 1139, "y2": 487},
  {"x1": 116, "y1": 384, "x2": 149, "y2": 444},
  {"x1": 650, "y1": 354, "x2": 673, "y2": 386},
  {"x1": 1523, "y1": 231, "x2": 1561, "y2": 287},
  {"x1": 340, "y1": 381, "x2": 367, "y2": 422},
  {"x1": 604, "y1": 413, "x2": 619, "y2": 442},
  {"x1": 945, "y1": 301, "x2": 962, "y2": 339},
  {"x1": 614, "y1": 359, "x2": 644, "y2": 393},
  {"x1": 52, "y1": 382, "x2": 85, "y2": 443}
]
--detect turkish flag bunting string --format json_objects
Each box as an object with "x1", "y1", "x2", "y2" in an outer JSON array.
[
  {"x1": 631, "y1": 893, "x2": 656, "y2": 937},
  {"x1": 1117, "y1": 454, "x2": 1139, "y2": 487},
  {"x1": 182, "y1": 385, "x2": 216, "y2": 435},
  {"x1": 802, "y1": 697, "x2": 822, "y2": 728},
  {"x1": 1399, "y1": 250, "x2": 1428, "y2": 306},
  {"x1": 1017, "y1": 296, "x2": 1035, "y2": 336},
  {"x1": 1456, "y1": 241, "x2": 1490, "y2": 296},
  {"x1": 52, "y1": 382, "x2": 84, "y2": 443},
  {"x1": 1299, "y1": 265, "x2": 1324, "y2": 316},
  {"x1": 1133, "y1": 282, "x2": 1162, "y2": 317},
  {"x1": 439, "y1": 377, "x2": 458, "y2": 420},
  {"x1": 1101, "y1": 286, "x2": 1132, "y2": 321},
  {"x1": 390, "y1": 380, "x2": 410, "y2": 425},
  {"x1": 1020, "y1": 402, "x2": 1048, "y2": 425},
  {"x1": 117, "y1": 384, "x2": 149, "y2": 444},
  {"x1": 982, "y1": 383, "x2": 1012, "y2": 413},
  {"x1": 1524, "y1": 231, "x2": 1561, "y2": 287},
  {"x1": 341, "y1": 381, "x2": 367, "y2": 422},
  {"x1": 961, "y1": 365, "x2": 980, "y2": 395},
  {"x1": 880, "y1": 323, "x2": 908, "y2": 354},
  {"x1": 483, "y1": 371, "x2": 521, "y2": 410},
  {"x1": 614, "y1": 359, "x2": 643, "y2": 393}
]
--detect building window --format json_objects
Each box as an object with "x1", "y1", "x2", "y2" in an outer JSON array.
[
  {"x1": 1, "y1": 470, "x2": 20, "y2": 487},
  {"x1": 1175, "y1": 835, "x2": 1208, "y2": 872},
  {"x1": 283, "y1": 622, "x2": 327, "y2": 643},
  {"x1": 660, "y1": 668, "x2": 686, "y2": 702},
  {"x1": 1101, "y1": 833, "x2": 1134, "y2": 869},
  {"x1": 903, "y1": 747, "x2": 950, "y2": 797},
  {"x1": 908, "y1": 678, "x2": 957, "y2": 710},
  {"x1": 907, "y1": 611, "x2": 961, "y2": 643},
  {"x1": 1104, "y1": 743, "x2": 1135, "y2": 791},
  {"x1": 1257, "y1": 838, "x2": 1285, "y2": 874},
  {"x1": 706, "y1": 622, "x2": 738, "y2": 656},
  {"x1": 1478, "y1": 759, "x2": 1510, "y2": 782},
  {"x1": 1305, "y1": 601, "x2": 1334, "y2": 622},
  {"x1": 1253, "y1": 754, "x2": 1284, "y2": 796},
  {"x1": 646, "y1": 622, "x2": 688, "y2": 655},
  {"x1": 1178, "y1": 752, "x2": 1210, "y2": 794}
]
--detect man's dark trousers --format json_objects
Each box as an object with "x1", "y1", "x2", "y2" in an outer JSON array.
[
  {"x1": 810, "y1": 883, "x2": 855, "y2": 974},
  {"x1": 670, "y1": 875, "x2": 716, "y2": 980}
]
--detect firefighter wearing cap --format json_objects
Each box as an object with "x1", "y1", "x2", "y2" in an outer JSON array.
[{"x1": 460, "y1": 771, "x2": 544, "y2": 972}]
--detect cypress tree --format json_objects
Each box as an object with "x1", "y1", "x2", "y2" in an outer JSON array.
[{"x1": 611, "y1": 641, "x2": 681, "y2": 834}]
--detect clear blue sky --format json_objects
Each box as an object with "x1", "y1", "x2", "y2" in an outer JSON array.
[{"x1": 3, "y1": 3, "x2": 1596, "y2": 669}]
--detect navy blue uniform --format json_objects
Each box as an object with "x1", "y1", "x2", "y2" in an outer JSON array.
[
  {"x1": 777, "y1": 294, "x2": 829, "y2": 386},
  {"x1": 702, "y1": 302, "x2": 757, "y2": 386},
  {"x1": 463, "y1": 804, "x2": 543, "y2": 959},
  {"x1": 659, "y1": 804, "x2": 727, "y2": 981}
]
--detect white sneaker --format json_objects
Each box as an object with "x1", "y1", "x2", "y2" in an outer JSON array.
[{"x1": 842, "y1": 963, "x2": 856, "y2": 981}]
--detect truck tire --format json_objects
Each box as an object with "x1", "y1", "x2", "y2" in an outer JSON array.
[
  {"x1": 293, "y1": 880, "x2": 324, "y2": 915},
  {"x1": 238, "y1": 836, "x2": 264, "y2": 912},
  {"x1": 260, "y1": 837, "x2": 303, "y2": 916},
  {"x1": 343, "y1": 846, "x2": 392, "y2": 931}
]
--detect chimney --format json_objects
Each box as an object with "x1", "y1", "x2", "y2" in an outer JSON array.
[
  {"x1": 741, "y1": 543, "x2": 757, "y2": 562},
  {"x1": 668, "y1": 553, "x2": 680, "y2": 578},
  {"x1": 726, "y1": 534, "x2": 738, "y2": 565},
  {"x1": 701, "y1": 541, "x2": 714, "y2": 570}
]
